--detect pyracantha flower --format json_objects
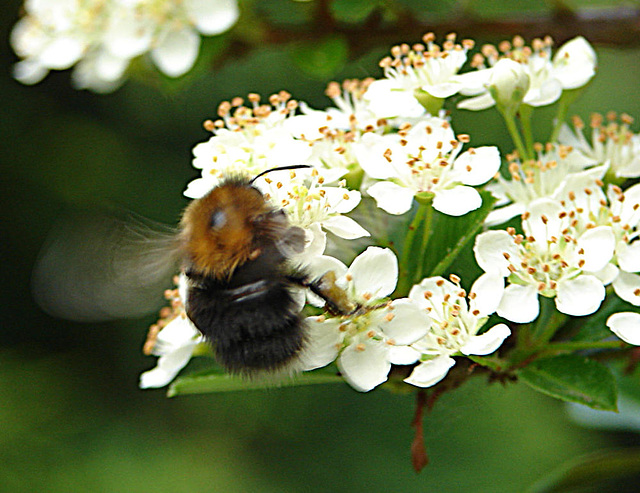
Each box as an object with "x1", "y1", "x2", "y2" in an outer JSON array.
[
  {"x1": 252, "y1": 166, "x2": 369, "y2": 261},
  {"x1": 607, "y1": 183, "x2": 640, "y2": 306},
  {"x1": 356, "y1": 116, "x2": 501, "y2": 216},
  {"x1": 140, "y1": 275, "x2": 203, "y2": 389},
  {"x1": 365, "y1": 32, "x2": 474, "y2": 117},
  {"x1": 557, "y1": 180, "x2": 640, "y2": 309},
  {"x1": 185, "y1": 92, "x2": 313, "y2": 198},
  {"x1": 559, "y1": 113, "x2": 640, "y2": 180},
  {"x1": 474, "y1": 198, "x2": 615, "y2": 322},
  {"x1": 458, "y1": 36, "x2": 596, "y2": 111},
  {"x1": 486, "y1": 143, "x2": 600, "y2": 225},
  {"x1": 301, "y1": 247, "x2": 431, "y2": 392},
  {"x1": 11, "y1": 0, "x2": 239, "y2": 92},
  {"x1": 403, "y1": 274, "x2": 510, "y2": 388}
]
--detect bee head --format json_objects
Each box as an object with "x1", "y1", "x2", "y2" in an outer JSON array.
[{"x1": 181, "y1": 179, "x2": 276, "y2": 278}]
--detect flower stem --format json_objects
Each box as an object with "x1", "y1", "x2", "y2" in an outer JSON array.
[
  {"x1": 396, "y1": 202, "x2": 428, "y2": 296},
  {"x1": 532, "y1": 297, "x2": 567, "y2": 345},
  {"x1": 500, "y1": 109, "x2": 530, "y2": 161},
  {"x1": 518, "y1": 104, "x2": 535, "y2": 158},
  {"x1": 549, "y1": 96, "x2": 570, "y2": 143},
  {"x1": 415, "y1": 204, "x2": 434, "y2": 283}
]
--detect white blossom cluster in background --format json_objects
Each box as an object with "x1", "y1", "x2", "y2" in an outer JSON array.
[
  {"x1": 140, "y1": 33, "x2": 640, "y2": 394},
  {"x1": 10, "y1": 0, "x2": 239, "y2": 92}
]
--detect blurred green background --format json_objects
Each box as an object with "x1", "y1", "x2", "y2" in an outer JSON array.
[{"x1": 3, "y1": 1, "x2": 640, "y2": 491}]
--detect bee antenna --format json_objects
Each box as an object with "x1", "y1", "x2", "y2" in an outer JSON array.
[{"x1": 250, "y1": 165, "x2": 313, "y2": 183}]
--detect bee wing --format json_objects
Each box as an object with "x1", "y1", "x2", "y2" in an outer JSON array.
[{"x1": 32, "y1": 210, "x2": 181, "y2": 322}]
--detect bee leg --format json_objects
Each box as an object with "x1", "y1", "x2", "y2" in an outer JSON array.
[{"x1": 288, "y1": 270, "x2": 357, "y2": 316}]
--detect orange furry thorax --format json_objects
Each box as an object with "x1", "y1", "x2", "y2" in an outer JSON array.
[{"x1": 180, "y1": 180, "x2": 273, "y2": 279}]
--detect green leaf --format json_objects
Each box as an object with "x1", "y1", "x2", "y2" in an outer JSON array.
[
  {"x1": 424, "y1": 189, "x2": 497, "y2": 277},
  {"x1": 527, "y1": 448, "x2": 640, "y2": 493},
  {"x1": 167, "y1": 368, "x2": 344, "y2": 396},
  {"x1": 289, "y1": 36, "x2": 349, "y2": 79},
  {"x1": 518, "y1": 354, "x2": 618, "y2": 411}
]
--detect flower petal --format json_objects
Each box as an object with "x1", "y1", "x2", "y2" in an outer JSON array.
[
  {"x1": 469, "y1": 273, "x2": 505, "y2": 317},
  {"x1": 617, "y1": 241, "x2": 640, "y2": 273},
  {"x1": 404, "y1": 355, "x2": 456, "y2": 388},
  {"x1": 497, "y1": 284, "x2": 540, "y2": 323},
  {"x1": 485, "y1": 203, "x2": 526, "y2": 227},
  {"x1": 457, "y1": 92, "x2": 495, "y2": 111},
  {"x1": 460, "y1": 323, "x2": 511, "y2": 356},
  {"x1": 139, "y1": 343, "x2": 197, "y2": 389},
  {"x1": 300, "y1": 317, "x2": 342, "y2": 370},
  {"x1": 337, "y1": 339, "x2": 391, "y2": 392},
  {"x1": 432, "y1": 185, "x2": 482, "y2": 216},
  {"x1": 556, "y1": 275, "x2": 605, "y2": 316},
  {"x1": 388, "y1": 345, "x2": 421, "y2": 365},
  {"x1": 607, "y1": 312, "x2": 640, "y2": 345},
  {"x1": 349, "y1": 247, "x2": 398, "y2": 300},
  {"x1": 151, "y1": 26, "x2": 200, "y2": 77},
  {"x1": 376, "y1": 299, "x2": 430, "y2": 345},
  {"x1": 474, "y1": 230, "x2": 519, "y2": 276},
  {"x1": 573, "y1": 226, "x2": 615, "y2": 272},
  {"x1": 367, "y1": 181, "x2": 415, "y2": 215},
  {"x1": 452, "y1": 146, "x2": 501, "y2": 186},
  {"x1": 321, "y1": 215, "x2": 369, "y2": 239},
  {"x1": 524, "y1": 198, "x2": 564, "y2": 245},
  {"x1": 613, "y1": 271, "x2": 640, "y2": 306},
  {"x1": 185, "y1": 0, "x2": 239, "y2": 35}
]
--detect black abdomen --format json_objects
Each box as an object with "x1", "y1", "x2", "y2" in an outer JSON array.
[{"x1": 186, "y1": 269, "x2": 306, "y2": 374}]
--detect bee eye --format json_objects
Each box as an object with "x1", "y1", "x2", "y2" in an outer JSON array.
[{"x1": 210, "y1": 210, "x2": 227, "y2": 230}]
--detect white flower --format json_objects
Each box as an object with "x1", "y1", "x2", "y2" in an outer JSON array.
[
  {"x1": 356, "y1": 116, "x2": 500, "y2": 216},
  {"x1": 184, "y1": 93, "x2": 313, "y2": 199},
  {"x1": 458, "y1": 36, "x2": 596, "y2": 111},
  {"x1": 403, "y1": 274, "x2": 510, "y2": 388},
  {"x1": 253, "y1": 166, "x2": 369, "y2": 254},
  {"x1": 485, "y1": 143, "x2": 601, "y2": 225},
  {"x1": 301, "y1": 247, "x2": 431, "y2": 392},
  {"x1": 607, "y1": 183, "x2": 640, "y2": 306},
  {"x1": 10, "y1": 0, "x2": 239, "y2": 92},
  {"x1": 139, "y1": 275, "x2": 204, "y2": 389},
  {"x1": 558, "y1": 181, "x2": 640, "y2": 308},
  {"x1": 475, "y1": 198, "x2": 616, "y2": 322},
  {"x1": 559, "y1": 113, "x2": 640, "y2": 179},
  {"x1": 365, "y1": 32, "x2": 474, "y2": 117}
]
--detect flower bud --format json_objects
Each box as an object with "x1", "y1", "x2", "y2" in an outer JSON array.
[{"x1": 488, "y1": 59, "x2": 530, "y2": 115}]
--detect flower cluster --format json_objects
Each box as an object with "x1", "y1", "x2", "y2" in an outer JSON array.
[
  {"x1": 10, "y1": 0, "x2": 239, "y2": 92},
  {"x1": 136, "y1": 30, "x2": 640, "y2": 405}
]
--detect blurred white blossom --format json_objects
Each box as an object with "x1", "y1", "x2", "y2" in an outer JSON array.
[
  {"x1": 140, "y1": 275, "x2": 203, "y2": 389},
  {"x1": 11, "y1": 0, "x2": 239, "y2": 92}
]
